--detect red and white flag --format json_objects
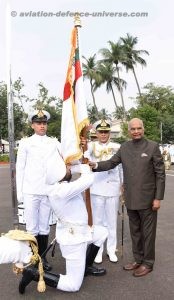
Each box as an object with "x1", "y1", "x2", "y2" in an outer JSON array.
[{"x1": 61, "y1": 27, "x2": 89, "y2": 164}]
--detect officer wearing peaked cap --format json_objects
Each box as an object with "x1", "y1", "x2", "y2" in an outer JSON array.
[
  {"x1": 16, "y1": 109, "x2": 64, "y2": 272},
  {"x1": 84, "y1": 119, "x2": 123, "y2": 264},
  {"x1": 95, "y1": 119, "x2": 111, "y2": 131},
  {"x1": 18, "y1": 164, "x2": 108, "y2": 294},
  {"x1": 89, "y1": 128, "x2": 98, "y2": 142},
  {"x1": 90, "y1": 118, "x2": 165, "y2": 277},
  {"x1": 28, "y1": 109, "x2": 50, "y2": 123}
]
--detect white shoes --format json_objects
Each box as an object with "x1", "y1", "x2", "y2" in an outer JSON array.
[
  {"x1": 95, "y1": 252, "x2": 118, "y2": 263},
  {"x1": 94, "y1": 253, "x2": 103, "y2": 264},
  {"x1": 107, "y1": 252, "x2": 118, "y2": 263}
]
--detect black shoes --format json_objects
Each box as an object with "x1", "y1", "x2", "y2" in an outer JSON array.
[
  {"x1": 85, "y1": 265, "x2": 106, "y2": 277},
  {"x1": 42, "y1": 257, "x2": 52, "y2": 272},
  {"x1": 19, "y1": 243, "x2": 107, "y2": 295},
  {"x1": 85, "y1": 244, "x2": 106, "y2": 277},
  {"x1": 19, "y1": 266, "x2": 38, "y2": 294},
  {"x1": 36, "y1": 235, "x2": 52, "y2": 271},
  {"x1": 43, "y1": 272, "x2": 60, "y2": 288},
  {"x1": 19, "y1": 266, "x2": 60, "y2": 294}
]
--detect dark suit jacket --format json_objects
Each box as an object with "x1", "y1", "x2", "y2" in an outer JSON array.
[{"x1": 94, "y1": 138, "x2": 165, "y2": 210}]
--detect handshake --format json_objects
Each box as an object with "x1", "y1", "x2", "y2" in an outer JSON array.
[{"x1": 70, "y1": 163, "x2": 93, "y2": 175}]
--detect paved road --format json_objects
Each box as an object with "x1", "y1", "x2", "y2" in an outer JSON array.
[{"x1": 0, "y1": 164, "x2": 174, "y2": 300}]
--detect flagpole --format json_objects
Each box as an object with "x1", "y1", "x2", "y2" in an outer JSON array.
[
  {"x1": 81, "y1": 128, "x2": 93, "y2": 227},
  {"x1": 74, "y1": 14, "x2": 93, "y2": 226},
  {"x1": 6, "y1": 1, "x2": 18, "y2": 228}
]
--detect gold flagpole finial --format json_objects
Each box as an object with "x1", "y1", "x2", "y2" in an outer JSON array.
[{"x1": 74, "y1": 12, "x2": 81, "y2": 27}]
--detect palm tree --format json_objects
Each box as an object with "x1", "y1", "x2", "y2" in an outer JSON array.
[
  {"x1": 87, "y1": 105, "x2": 111, "y2": 125},
  {"x1": 112, "y1": 106, "x2": 128, "y2": 121},
  {"x1": 82, "y1": 54, "x2": 100, "y2": 115},
  {"x1": 120, "y1": 33, "x2": 149, "y2": 97},
  {"x1": 98, "y1": 108, "x2": 112, "y2": 121},
  {"x1": 96, "y1": 61, "x2": 127, "y2": 111},
  {"x1": 87, "y1": 104, "x2": 99, "y2": 124},
  {"x1": 99, "y1": 41, "x2": 126, "y2": 115}
]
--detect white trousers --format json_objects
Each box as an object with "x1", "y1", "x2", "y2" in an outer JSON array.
[
  {"x1": 24, "y1": 194, "x2": 51, "y2": 236},
  {"x1": 57, "y1": 225, "x2": 108, "y2": 292},
  {"x1": 91, "y1": 194, "x2": 119, "y2": 255},
  {"x1": 0, "y1": 236, "x2": 32, "y2": 265}
]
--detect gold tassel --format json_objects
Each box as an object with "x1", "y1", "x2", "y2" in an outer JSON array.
[
  {"x1": 3, "y1": 230, "x2": 47, "y2": 293},
  {"x1": 37, "y1": 259, "x2": 46, "y2": 293},
  {"x1": 29, "y1": 241, "x2": 46, "y2": 292},
  {"x1": 37, "y1": 278, "x2": 46, "y2": 293}
]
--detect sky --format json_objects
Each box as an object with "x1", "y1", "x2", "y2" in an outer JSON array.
[{"x1": 0, "y1": 0, "x2": 174, "y2": 114}]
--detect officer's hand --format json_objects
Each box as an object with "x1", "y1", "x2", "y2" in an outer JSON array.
[
  {"x1": 60, "y1": 165, "x2": 72, "y2": 182},
  {"x1": 152, "y1": 199, "x2": 161, "y2": 211},
  {"x1": 17, "y1": 194, "x2": 23, "y2": 204},
  {"x1": 88, "y1": 161, "x2": 97, "y2": 169},
  {"x1": 80, "y1": 164, "x2": 91, "y2": 174},
  {"x1": 80, "y1": 136, "x2": 87, "y2": 148}
]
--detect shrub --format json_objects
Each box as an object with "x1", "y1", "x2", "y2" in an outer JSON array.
[{"x1": 0, "y1": 154, "x2": 9, "y2": 162}]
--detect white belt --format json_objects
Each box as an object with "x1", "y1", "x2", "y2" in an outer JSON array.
[{"x1": 57, "y1": 218, "x2": 93, "y2": 235}]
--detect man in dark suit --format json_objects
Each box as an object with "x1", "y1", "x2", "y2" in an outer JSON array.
[{"x1": 89, "y1": 118, "x2": 165, "y2": 277}]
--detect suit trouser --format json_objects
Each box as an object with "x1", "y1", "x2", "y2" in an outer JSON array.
[
  {"x1": 127, "y1": 208, "x2": 157, "y2": 268},
  {"x1": 24, "y1": 194, "x2": 51, "y2": 236},
  {"x1": 57, "y1": 225, "x2": 108, "y2": 292},
  {"x1": 91, "y1": 194, "x2": 119, "y2": 254}
]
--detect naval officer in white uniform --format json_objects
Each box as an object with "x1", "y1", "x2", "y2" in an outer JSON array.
[
  {"x1": 16, "y1": 109, "x2": 61, "y2": 271},
  {"x1": 84, "y1": 120, "x2": 123, "y2": 263},
  {"x1": 18, "y1": 161, "x2": 108, "y2": 294}
]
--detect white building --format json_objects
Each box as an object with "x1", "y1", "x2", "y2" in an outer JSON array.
[{"x1": 110, "y1": 119, "x2": 123, "y2": 139}]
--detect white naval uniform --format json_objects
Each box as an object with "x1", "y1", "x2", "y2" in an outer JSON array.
[
  {"x1": 45, "y1": 165, "x2": 108, "y2": 292},
  {"x1": 16, "y1": 134, "x2": 63, "y2": 236},
  {"x1": 85, "y1": 141, "x2": 123, "y2": 256}
]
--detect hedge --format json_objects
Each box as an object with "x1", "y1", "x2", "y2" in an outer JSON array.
[{"x1": 0, "y1": 154, "x2": 10, "y2": 162}]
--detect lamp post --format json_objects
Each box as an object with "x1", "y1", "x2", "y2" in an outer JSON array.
[{"x1": 6, "y1": 1, "x2": 18, "y2": 227}]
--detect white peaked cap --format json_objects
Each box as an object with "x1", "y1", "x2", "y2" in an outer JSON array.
[
  {"x1": 45, "y1": 150, "x2": 66, "y2": 184},
  {"x1": 28, "y1": 110, "x2": 50, "y2": 122}
]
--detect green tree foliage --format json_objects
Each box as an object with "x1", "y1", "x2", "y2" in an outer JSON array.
[
  {"x1": 82, "y1": 54, "x2": 100, "y2": 114},
  {"x1": 0, "y1": 82, "x2": 8, "y2": 140},
  {"x1": 96, "y1": 61, "x2": 127, "y2": 110},
  {"x1": 13, "y1": 77, "x2": 26, "y2": 112},
  {"x1": 13, "y1": 103, "x2": 28, "y2": 140},
  {"x1": 0, "y1": 80, "x2": 63, "y2": 141},
  {"x1": 98, "y1": 108, "x2": 112, "y2": 121},
  {"x1": 137, "y1": 83, "x2": 174, "y2": 114},
  {"x1": 128, "y1": 104, "x2": 160, "y2": 141},
  {"x1": 120, "y1": 33, "x2": 149, "y2": 97},
  {"x1": 160, "y1": 114, "x2": 174, "y2": 143},
  {"x1": 45, "y1": 103, "x2": 62, "y2": 140},
  {"x1": 25, "y1": 82, "x2": 63, "y2": 139},
  {"x1": 87, "y1": 105, "x2": 111, "y2": 124},
  {"x1": 134, "y1": 83, "x2": 174, "y2": 142},
  {"x1": 99, "y1": 41, "x2": 126, "y2": 115},
  {"x1": 87, "y1": 104, "x2": 99, "y2": 124},
  {"x1": 112, "y1": 106, "x2": 128, "y2": 121},
  {"x1": 0, "y1": 82, "x2": 26, "y2": 140}
]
